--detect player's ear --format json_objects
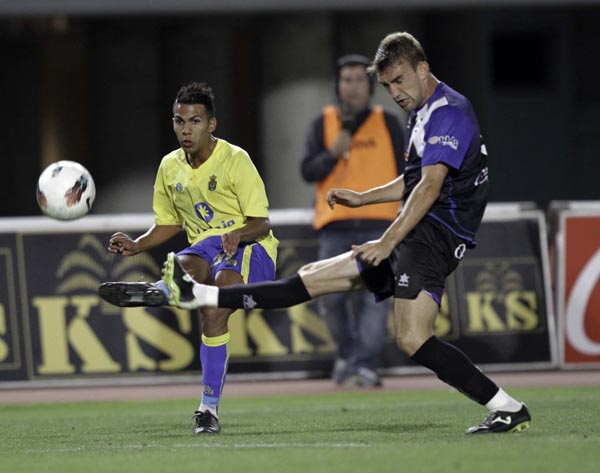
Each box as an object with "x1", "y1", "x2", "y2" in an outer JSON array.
[
  {"x1": 208, "y1": 117, "x2": 217, "y2": 133},
  {"x1": 417, "y1": 61, "x2": 429, "y2": 79}
]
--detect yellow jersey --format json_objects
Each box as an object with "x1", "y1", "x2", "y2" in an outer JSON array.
[{"x1": 153, "y1": 139, "x2": 278, "y2": 262}]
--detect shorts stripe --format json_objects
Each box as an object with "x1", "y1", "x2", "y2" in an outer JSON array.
[{"x1": 241, "y1": 244, "x2": 253, "y2": 283}]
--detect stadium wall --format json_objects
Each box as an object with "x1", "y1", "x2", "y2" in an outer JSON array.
[{"x1": 0, "y1": 202, "x2": 577, "y2": 385}]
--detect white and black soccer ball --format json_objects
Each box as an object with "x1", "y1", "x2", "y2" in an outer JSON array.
[{"x1": 36, "y1": 160, "x2": 96, "y2": 221}]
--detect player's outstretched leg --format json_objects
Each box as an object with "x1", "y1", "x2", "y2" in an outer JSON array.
[
  {"x1": 162, "y1": 252, "x2": 313, "y2": 310},
  {"x1": 98, "y1": 281, "x2": 167, "y2": 307}
]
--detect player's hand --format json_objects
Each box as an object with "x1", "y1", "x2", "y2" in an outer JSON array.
[
  {"x1": 351, "y1": 239, "x2": 394, "y2": 267},
  {"x1": 221, "y1": 232, "x2": 241, "y2": 257},
  {"x1": 329, "y1": 131, "x2": 352, "y2": 159},
  {"x1": 326, "y1": 189, "x2": 363, "y2": 209},
  {"x1": 108, "y1": 232, "x2": 139, "y2": 256}
]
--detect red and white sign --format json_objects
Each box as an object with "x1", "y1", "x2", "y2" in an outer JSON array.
[{"x1": 562, "y1": 215, "x2": 600, "y2": 365}]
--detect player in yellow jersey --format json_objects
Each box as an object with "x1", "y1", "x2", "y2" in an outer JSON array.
[{"x1": 98, "y1": 82, "x2": 278, "y2": 435}]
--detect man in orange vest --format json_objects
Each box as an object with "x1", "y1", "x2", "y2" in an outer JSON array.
[{"x1": 300, "y1": 54, "x2": 405, "y2": 386}]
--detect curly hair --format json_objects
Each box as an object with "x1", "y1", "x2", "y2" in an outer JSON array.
[{"x1": 174, "y1": 82, "x2": 216, "y2": 118}]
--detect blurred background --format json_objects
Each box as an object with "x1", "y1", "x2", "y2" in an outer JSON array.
[{"x1": 1, "y1": 0, "x2": 598, "y2": 216}]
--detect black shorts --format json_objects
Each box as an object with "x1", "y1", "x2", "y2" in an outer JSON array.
[{"x1": 358, "y1": 217, "x2": 467, "y2": 305}]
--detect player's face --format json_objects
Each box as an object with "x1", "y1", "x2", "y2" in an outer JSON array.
[
  {"x1": 378, "y1": 60, "x2": 430, "y2": 112},
  {"x1": 338, "y1": 65, "x2": 371, "y2": 112},
  {"x1": 172, "y1": 103, "x2": 216, "y2": 157}
]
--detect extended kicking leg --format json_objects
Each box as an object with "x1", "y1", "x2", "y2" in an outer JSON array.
[{"x1": 162, "y1": 251, "x2": 363, "y2": 309}]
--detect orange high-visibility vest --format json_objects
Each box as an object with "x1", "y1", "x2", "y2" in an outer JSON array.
[{"x1": 313, "y1": 105, "x2": 399, "y2": 230}]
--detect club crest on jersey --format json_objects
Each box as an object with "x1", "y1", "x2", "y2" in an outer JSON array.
[
  {"x1": 175, "y1": 182, "x2": 184, "y2": 192},
  {"x1": 208, "y1": 175, "x2": 217, "y2": 191},
  {"x1": 195, "y1": 202, "x2": 214, "y2": 222}
]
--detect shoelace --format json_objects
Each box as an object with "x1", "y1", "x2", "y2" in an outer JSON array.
[
  {"x1": 480, "y1": 412, "x2": 498, "y2": 426},
  {"x1": 193, "y1": 411, "x2": 217, "y2": 421}
]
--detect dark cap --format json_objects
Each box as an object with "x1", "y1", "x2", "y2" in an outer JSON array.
[
  {"x1": 335, "y1": 54, "x2": 375, "y2": 96},
  {"x1": 336, "y1": 54, "x2": 372, "y2": 70}
]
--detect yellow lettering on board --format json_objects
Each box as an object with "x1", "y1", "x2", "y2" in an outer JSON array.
[
  {"x1": 34, "y1": 296, "x2": 121, "y2": 374},
  {"x1": 465, "y1": 292, "x2": 505, "y2": 332},
  {"x1": 123, "y1": 306, "x2": 195, "y2": 371}
]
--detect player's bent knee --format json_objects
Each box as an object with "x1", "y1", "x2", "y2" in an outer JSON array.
[
  {"x1": 298, "y1": 253, "x2": 359, "y2": 296},
  {"x1": 179, "y1": 254, "x2": 211, "y2": 283}
]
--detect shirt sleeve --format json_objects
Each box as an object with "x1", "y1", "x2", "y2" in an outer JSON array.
[
  {"x1": 300, "y1": 114, "x2": 338, "y2": 183},
  {"x1": 422, "y1": 105, "x2": 474, "y2": 170},
  {"x1": 230, "y1": 151, "x2": 270, "y2": 219},
  {"x1": 153, "y1": 161, "x2": 182, "y2": 226}
]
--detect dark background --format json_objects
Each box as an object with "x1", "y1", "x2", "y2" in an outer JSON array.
[{"x1": 1, "y1": 2, "x2": 598, "y2": 216}]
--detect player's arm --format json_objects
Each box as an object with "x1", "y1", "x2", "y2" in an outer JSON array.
[
  {"x1": 110, "y1": 157, "x2": 184, "y2": 256},
  {"x1": 351, "y1": 164, "x2": 447, "y2": 266},
  {"x1": 380, "y1": 164, "x2": 447, "y2": 245},
  {"x1": 327, "y1": 174, "x2": 406, "y2": 209},
  {"x1": 359, "y1": 174, "x2": 406, "y2": 204},
  {"x1": 300, "y1": 116, "x2": 340, "y2": 182},
  {"x1": 109, "y1": 224, "x2": 181, "y2": 256},
  {"x1": 221, "y1": 217, "x2": 270, "y2": 257}
]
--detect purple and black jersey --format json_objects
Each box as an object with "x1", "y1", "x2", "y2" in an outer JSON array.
[{"x1": 404, "y1": 82, "x2": 489, "y2": 247}]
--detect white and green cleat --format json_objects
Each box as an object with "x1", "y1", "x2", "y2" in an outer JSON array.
[
  {"x1": 465, "y1": 404, "x2": 531, "y2": 435},
  {"x1": 162, "y1": 252, "x2": 195, "y2": 308}
]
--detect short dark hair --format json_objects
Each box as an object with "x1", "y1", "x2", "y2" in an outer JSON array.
[
  {"x1": 368, "y1": 32, "x2": 428, "y2": 75},
  {"x1": 174, "y1": 82, "x2": 216, "y2": 118}
]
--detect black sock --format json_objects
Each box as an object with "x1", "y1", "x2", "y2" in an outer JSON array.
[
  {"x1": 411, "y1": 336, "x2": 499, "y2": 405},
  {"x1": 218, "y1": 274, "x2": 311, "y2": 309}
]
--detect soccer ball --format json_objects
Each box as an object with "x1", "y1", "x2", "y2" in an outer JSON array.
[{"x1": 36, "y1": 160, "x2": 96, "y2": 220}]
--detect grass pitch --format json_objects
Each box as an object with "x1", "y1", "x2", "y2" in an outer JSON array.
[{"x1": 1, "y1": 386, "x2": 599, "y2": 473}]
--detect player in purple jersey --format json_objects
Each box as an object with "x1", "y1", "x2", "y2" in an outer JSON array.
[
  {"x1": 402, "y1": 79, "x2": 489, "y2": 249},
  {"x1": 162, "y1": 32, "x2": 531, "y2": 435}
]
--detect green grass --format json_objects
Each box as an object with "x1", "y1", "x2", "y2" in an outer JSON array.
[{"x1": 1, "y1": 387, "x2": 599, "y2": 473}]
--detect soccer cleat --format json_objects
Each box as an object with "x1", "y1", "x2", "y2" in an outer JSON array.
[
  {"x1": 193, "y1": 410, "x2": 221, "y2": 434},
  {"x1": 465, "y1": 404, "x2": 531, "y2": 434},
  {"x1": 98, "y1": 282, "x2": 166, "y2": 307},
  {"x1": 162, "y1": 252, "x2": 199, "y2": 309}
]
